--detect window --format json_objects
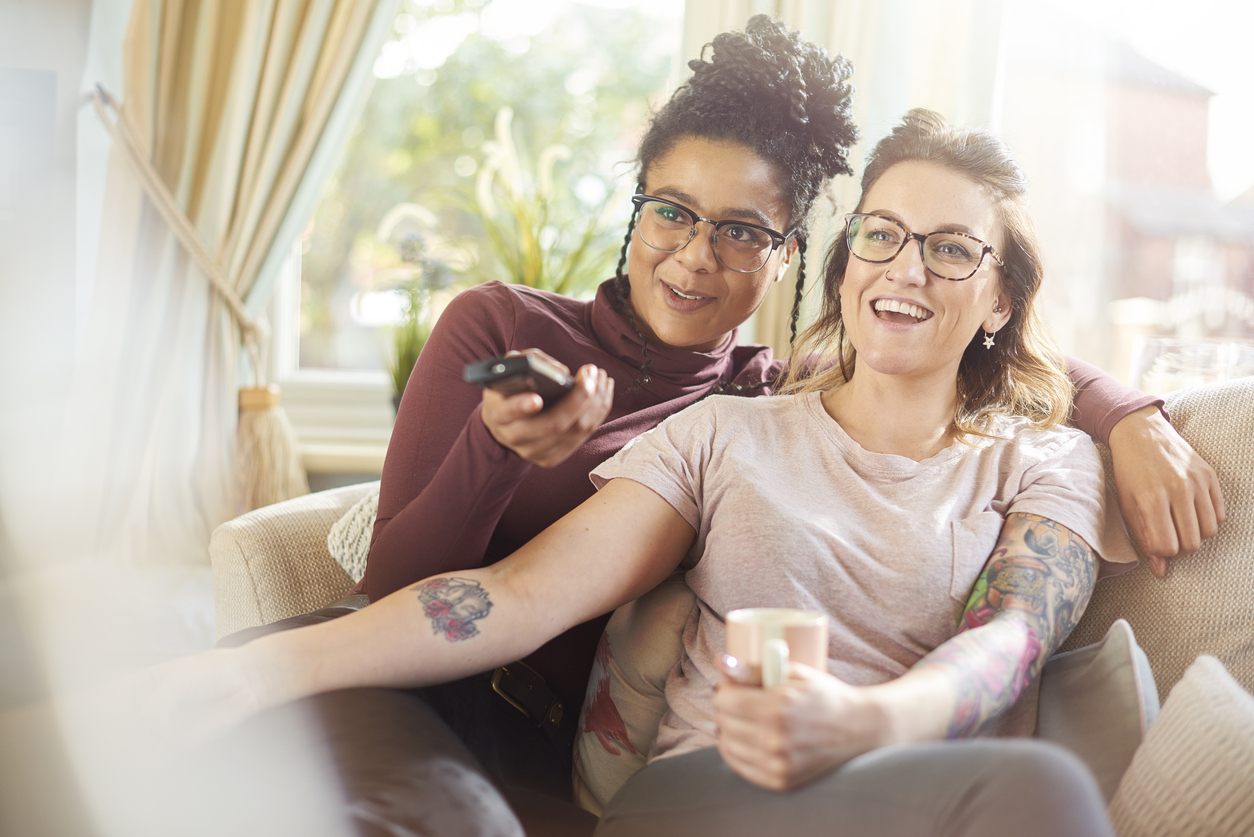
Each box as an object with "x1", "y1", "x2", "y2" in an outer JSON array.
[
  {"x1": 997, "y1": 0, "x2": 1254, "y2": 384},
  {"x1": 273, "y1": 0, "x2": 684, "y2": 476},
  {"x1": 275, "y1": 1, "x2": 1254, "y2": 474}
]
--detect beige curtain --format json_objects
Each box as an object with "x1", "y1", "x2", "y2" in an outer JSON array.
[
  {"x1": 61, "y1": 0, "x2": 396, "y2": 566},
  {"x1": 120, "y1": 0, "x2": 385, "y2": 302},
  {"x1": 681, "y1": 0, "x2": 1006, "y2": 355}
]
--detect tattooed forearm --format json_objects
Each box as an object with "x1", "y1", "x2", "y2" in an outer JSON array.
[
  {"x1": 414, "y1": 577, "x2": 494, "y2": 641},
  {"x1": 920, "y1": 618, "x2": 1042, "y2": 737},
  {"x1": 924, "y1": 513, "x2": 1097, "y2": 738}
]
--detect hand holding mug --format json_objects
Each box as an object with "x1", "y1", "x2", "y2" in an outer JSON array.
[
  {"x1": 717, "y1": 611, "x2": 900, "y2": 791},
  {"x1": 723, "y1": 608, "x2": 827, "y2": 687}
]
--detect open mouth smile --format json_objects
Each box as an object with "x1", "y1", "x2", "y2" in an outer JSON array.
[
  {"x1": 873, "y1": 298, "x2": 934, "y2": 324},
  {"x1": 666, "y1": 283, "x2": 708, "y2": 301}
]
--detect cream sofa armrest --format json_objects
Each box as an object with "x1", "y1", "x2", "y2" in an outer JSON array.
[{"x1": 210, "y1": 481, "x2": 379, "y2": 640}]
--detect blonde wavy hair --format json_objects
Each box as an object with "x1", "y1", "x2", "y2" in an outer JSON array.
[{"x1": 781, "y1": 109, "x2": 1072, "y2": 435}]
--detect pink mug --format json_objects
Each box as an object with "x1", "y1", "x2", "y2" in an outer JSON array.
[{"x1": 725, "y1": 608, "x2": 828, "y2": 687}]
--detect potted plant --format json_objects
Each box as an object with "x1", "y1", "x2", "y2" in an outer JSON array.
[
  {"x1": 467, "y1": 107, "x2": 624, "y2": 296},
  {"x1": 384, "y1": 227, "x2": 454, "y2": 412},
  {"x1": 381, "y1": 107, "x2": 626, "y2": 412}
]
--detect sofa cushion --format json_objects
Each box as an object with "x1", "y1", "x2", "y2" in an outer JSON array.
[
  {"x1": 1108, "y1": 655, "x2": 1254, "y2": 837},
  {"x1": 573, "y1": 574, "x2": 695, "y2": 815},
  {"x1": 1062, "y1": 378, "x2": 1254, "y2": 703},
  {"x1": 1037, "y1": 618, "x2": 1158, "y2": 802}
]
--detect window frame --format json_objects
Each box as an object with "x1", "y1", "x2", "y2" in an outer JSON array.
[{"x1": 269, "y1": 243, "x2": 393, "y2": 476}]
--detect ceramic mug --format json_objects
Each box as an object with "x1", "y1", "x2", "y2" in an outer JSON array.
[{"x1": 724, "y1": 608, "x2": 828, "y2": 687}]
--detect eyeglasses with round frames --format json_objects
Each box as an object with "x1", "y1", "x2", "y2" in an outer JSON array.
[
  {"x1": 630, "y1": 194, "x2": 792, "y2": 274},
  {"x1": 844, "y1": 213, "x2": 1004, "y2": 281}
]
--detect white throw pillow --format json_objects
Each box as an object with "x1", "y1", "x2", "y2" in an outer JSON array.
[
  {"x1": 1108, "y1": 655, "x2": 1254, "y2": 837},
  {"x1": 326, "y1": 485, "x2": 379, "y2": 584}
]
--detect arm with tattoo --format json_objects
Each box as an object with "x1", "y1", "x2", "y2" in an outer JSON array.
[
  {"x1": 192, "y1": 479, "x2": 693, "y2": 719},
  {"x1": 708, "y1": 513, "x2": 1098, "y2": 790},
  {"x1": 416, "y1": 577, "x2": 495, "y2": 641},
  {"x1": 911, "y1": 513, "x2": 1097, "y2": 737}
]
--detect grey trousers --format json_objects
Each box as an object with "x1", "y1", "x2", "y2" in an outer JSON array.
[{"x1": 595, "y1": 739, "x2": 1114, "y2": 837}]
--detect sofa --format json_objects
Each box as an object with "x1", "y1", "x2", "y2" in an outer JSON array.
[{"x1": 210, "y1": 377, "x2": 1254, "y2": 837}]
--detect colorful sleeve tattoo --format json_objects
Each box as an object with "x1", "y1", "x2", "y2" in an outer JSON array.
[{"x1": 920, "y1": 513, "x2": 1097, "y2": 738}]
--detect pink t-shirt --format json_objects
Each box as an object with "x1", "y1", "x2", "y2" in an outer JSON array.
[{"x1": 591, "y1": 392, "x2": 1137, "y2": 759}]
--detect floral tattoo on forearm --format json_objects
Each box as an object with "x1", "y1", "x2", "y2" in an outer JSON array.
[
  {"x1": 415, "y1": 577, "x2": 493, "y2": 642},
  {"x1": 924, "y1": 513, "x2": 1096, "y2": 738}
]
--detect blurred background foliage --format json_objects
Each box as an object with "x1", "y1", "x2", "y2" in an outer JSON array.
[{"x1": 298, "y1": 0, "x2": 679, "y2": 370}]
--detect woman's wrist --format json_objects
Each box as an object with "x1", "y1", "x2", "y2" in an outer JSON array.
[
  {"x1": 859, "y1": 683, "x2": 905, "y2": 748},
  {"x1": 819, "y1": 678, "x2": 915, "y2": 755},
  {"x1": 1108, "y1": 403, "x2": 1167, "y2": 448},
  {"x1": 864, "y1": 669, "x2": 955, "y2": 745},
  {"x1": 234, "y1": 628, "x2": 320, "y2": 711}
]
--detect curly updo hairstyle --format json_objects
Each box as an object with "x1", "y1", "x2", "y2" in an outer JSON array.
[
  {"x1": 612, "y1": 15, "x2": 858, "y2": 390},
  {"x1": 783, "y1": 109, "x2": 1073, "y2": 435}
]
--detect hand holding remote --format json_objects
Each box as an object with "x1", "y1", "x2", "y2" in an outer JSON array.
[{"x1": 477, "y1": 350, "x2": 614, "y2": 468}]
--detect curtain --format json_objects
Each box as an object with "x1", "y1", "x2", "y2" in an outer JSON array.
[
  {"x1": 681, "y1": 0, "x2": 1006, "y2": 354},
  {"x1": 57, "y1": 0, "x2": 397, "y2": 568}
]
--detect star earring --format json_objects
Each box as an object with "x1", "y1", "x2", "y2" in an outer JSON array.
[{"x1": 985, "y1": 301, "x2": 1004, "y2": 348}]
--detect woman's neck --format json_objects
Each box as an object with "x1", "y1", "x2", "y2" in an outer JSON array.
[{"x1": 820, "y1": 371, "x2": 959, "y2": 461}]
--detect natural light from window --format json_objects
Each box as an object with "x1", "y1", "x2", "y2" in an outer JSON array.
[
  {"x1": 291, "y1": 0, "x2": 683, "y2": 379},
  {"x1": 277, "y1": 0, "x2": 1254, "y2": 479},
  {"x1": 997, "y1": 0, "x2": 1254, "y2": 386}
]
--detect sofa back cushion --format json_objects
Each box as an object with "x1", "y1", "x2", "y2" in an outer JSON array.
[{"x1": 1062, "y1": 378, "x2": 1254, "y2": 703}]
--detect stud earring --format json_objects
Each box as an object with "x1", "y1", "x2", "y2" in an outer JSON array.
[
  {"x1": 993, "y1": 302, "x2": 1003, "y2": 314},
  {"x1": 983, "y1": 331, "x2": 996, "y2": 349}
]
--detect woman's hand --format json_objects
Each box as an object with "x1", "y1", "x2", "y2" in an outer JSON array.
[
  {"x1": 480, "y1": 350, "x2": 614, "y2": 468},
  {"x1": 1107, "y1": 405, "x2": 1226, "y2": 576},
  {"x1": 128, "y1": 647, "x2": 269, "y2": 751},
  {"x1": 713, "y1": 661, "x2": 886, "y2": 791}
]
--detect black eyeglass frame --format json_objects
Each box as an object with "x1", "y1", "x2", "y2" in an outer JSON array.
[
  {"x1": 844, "y1": 213, "x2": 1005, "y2": 282},
  {"x1": 630, "y1": 194, "x2": 794, "y2": 274}
]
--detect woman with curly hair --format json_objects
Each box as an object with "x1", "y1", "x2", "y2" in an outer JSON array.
[
  {"x1": 225, "y1": 18, "x2": 865, "y2": 834},
  {"x1": 216, "y1": 16, "x2": 1219, "y2": 836}
]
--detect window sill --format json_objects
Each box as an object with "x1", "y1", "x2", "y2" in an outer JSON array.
[
  {"x1": 278, "y1": 371, "x2": 395, "y2": 476},
  {"x1": 301, "y1": 441, "x2": 388, "y2": 475}
]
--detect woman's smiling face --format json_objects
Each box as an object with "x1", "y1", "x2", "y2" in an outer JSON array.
[
  {"x1": 626, "y1": 137, "x2": 794, "y2": 353},
  {"x1": 840, "y1": 159, "x2": 1011, "y2": 383}
]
